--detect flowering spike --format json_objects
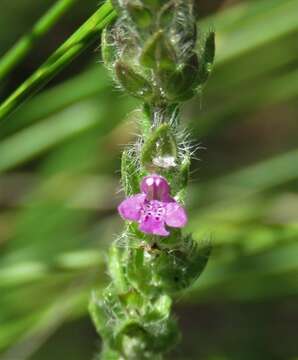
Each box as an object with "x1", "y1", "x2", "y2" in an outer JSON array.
[{"x1": 89, "y1": 0, "x2": 214, "y2": 358}]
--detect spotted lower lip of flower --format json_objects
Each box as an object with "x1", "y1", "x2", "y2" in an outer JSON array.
[{"x1": 118, "y1": 174, "x2": 187, "y2": 236}]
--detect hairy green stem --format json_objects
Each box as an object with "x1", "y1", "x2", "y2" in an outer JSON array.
[{"x1": 0, "y1": 0, "x2": 79, "y2": 81}]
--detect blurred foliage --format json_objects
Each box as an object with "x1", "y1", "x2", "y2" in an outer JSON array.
[{"x1": 0, "y1": 0, "x2": 298, "y2": 359}]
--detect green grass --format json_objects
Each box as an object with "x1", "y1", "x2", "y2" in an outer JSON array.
[{"x1": 0, "y1": 0, "x2": 115, "y2": 121}]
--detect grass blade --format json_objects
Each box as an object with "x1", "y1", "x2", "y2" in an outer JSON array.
[
  {"x1": 0, "y1": 1, "x2": 116, "y2": 122},
  {"x1": 0, "y1": 0, "x2": 79, "y2": 81},
  {"x1": 0, "y1": 67, "x2": 111, "y2": 138}
]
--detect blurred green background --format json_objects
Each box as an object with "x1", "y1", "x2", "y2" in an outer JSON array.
[{"x1": 0, "y1": 0, "x2": 298, "y2": 359}]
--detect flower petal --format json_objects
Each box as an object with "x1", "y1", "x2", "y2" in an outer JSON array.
[
  {"x1": 118, "y1": 194, "x2": 146, "y2": 221},
  {"x1": 139, "y1": 217, "x2": 169, "y2": 237},
  {"x1": 140, "y1": 174, "x2": 171, "y2": 202},
  {"x1": 165, "y1": 202, "x2": 187, "y2": 228}
]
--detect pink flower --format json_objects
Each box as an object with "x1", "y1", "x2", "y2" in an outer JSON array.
[{"x1": 118, "y1": 174, "x2": 187, "y2": 236}]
